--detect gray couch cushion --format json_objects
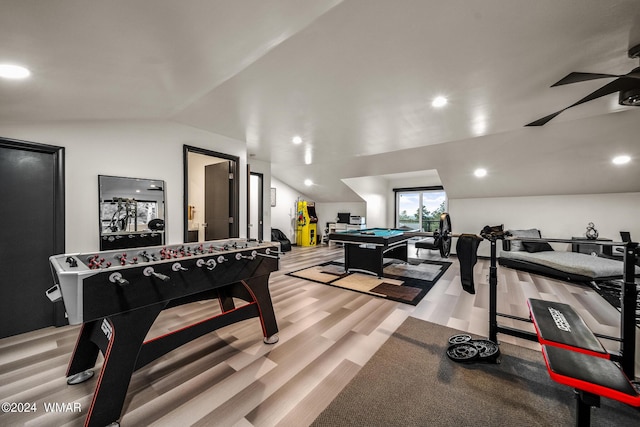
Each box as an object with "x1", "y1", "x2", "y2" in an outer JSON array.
[
  {"x1": 507, "y1": 228, "x2": 541, "y2": 251},
  {"x1": 500, "y1": 250, "x2": 640, "y2": 279}
]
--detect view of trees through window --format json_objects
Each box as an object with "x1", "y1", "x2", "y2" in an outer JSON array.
[{"x1": 396, "y1": 189, "x2": 447, "y2": 232}]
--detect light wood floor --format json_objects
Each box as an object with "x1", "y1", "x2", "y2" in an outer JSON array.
[{"x1": 1, "y1": 243, "x2": 638, "y2": 426}]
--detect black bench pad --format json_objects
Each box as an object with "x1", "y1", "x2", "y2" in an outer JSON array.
[
  {"x1": 528, "y1": 298, "x2": 607, "y2": 357},
  {"x1": 542, "y1": 345, "x2": 640, "y2": 407},
  {"x1": 415, "y1": 238, "x2": 436, "y2": 249}
]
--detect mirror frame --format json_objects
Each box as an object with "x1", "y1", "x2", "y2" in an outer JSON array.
[{"x1": 98, "y1": 175, "x2": 166, "y2": 250}]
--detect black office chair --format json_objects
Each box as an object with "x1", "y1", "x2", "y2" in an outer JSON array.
[{"x1": 271, "y1": 228, "x2": 292, "y2": 252}]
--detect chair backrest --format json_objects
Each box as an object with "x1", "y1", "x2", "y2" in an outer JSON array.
[{"x1": 620, "y1": 231, "x2": 631, "y2": 242}]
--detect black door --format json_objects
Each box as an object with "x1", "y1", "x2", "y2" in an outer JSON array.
[
  {"x1": 205, "y1": 162, "x2": 232, "y2": 240},
  {"x1": 0, "y1": 138, "x2": 65, "y2": 338}
]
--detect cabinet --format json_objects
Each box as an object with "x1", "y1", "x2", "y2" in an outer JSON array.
[
  {"x1": 571, "y1": 237, "x2": 613, "y2": 257},
  {"x1": 324, "y1": 222, "x2": 366, "y2": 245}
]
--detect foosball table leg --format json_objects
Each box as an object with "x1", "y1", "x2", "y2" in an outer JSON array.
[
  {"x1": 67, "y1": 322, "x2": 101, "y2": 380},
  {"x1": 68, "y1": 303, "x2": 165, "y2": 427},
  {"x1": 240, "y1": 276, "x2": 279, "y2": 344}
]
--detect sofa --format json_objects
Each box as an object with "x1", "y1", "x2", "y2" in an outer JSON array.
[{"x1": 498, "y1": 228, "x2": 639, "y2": 283}]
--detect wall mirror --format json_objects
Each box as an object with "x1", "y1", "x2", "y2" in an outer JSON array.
[
  {"x1": 98, "y1": 175, "x2": 166, "y2": 250},
  {"x1": 183, "y1": 145, "x2": 239, "y2": 243}
]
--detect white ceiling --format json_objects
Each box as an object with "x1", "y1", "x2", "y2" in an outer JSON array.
[{"x1": 1, "y1": 0, "x2": 640, "y2": 201}]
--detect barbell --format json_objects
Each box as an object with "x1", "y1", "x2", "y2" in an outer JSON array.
[
  {"x1": 405, "y1": 214, "x2": 635, "y2": 259},
  {"x1": 404, "y1": 212, "x2": 454, "y2": 258}
]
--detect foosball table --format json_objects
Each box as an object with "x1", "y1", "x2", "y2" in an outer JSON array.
[{"x1": 47, "y1": 238, "x2": 281, "y2": 427}]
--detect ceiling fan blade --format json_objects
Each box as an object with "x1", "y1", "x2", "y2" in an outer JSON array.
[
  {"x1": 551, "y1": 72, "x2": 622, "y2": 87},
  {"x1": 525, "y1": 111, "x2": 563, "y2": 127},
  {"x1": 564, "y1": 78, "x2": 633, "y2": 109},
  {"x1": 526, "y1": 78, "x2": 632, "y2": 127}
]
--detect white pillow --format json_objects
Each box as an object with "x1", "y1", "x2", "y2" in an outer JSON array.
[{"x1": 507, "y1": 228, "x2": 541, "y2": 251}]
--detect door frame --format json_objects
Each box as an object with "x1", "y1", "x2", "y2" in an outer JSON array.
[
  {"x1": 0, "y1": 137, "x2": 65, "y2": 251},
  {"x1": 247, "y1": 170, "x2": 264, "y2": 241},
  {"x1": 183, "y1": 145, "x2": 239, "y2": 242}
]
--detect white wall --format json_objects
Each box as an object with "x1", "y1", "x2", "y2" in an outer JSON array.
[
  {"x1": 4, "y1": 119, "x2": 637, "y2": 258},
  {"x1": 314, "y1": 202, "x2": 367, "y2": 228},
  {"x1": 342, "y1": 176, "x2": 386, "y2": 227},
  {"x1": 0, "y1": 120, "x2": 248, "y2": 253},
  {"x1": 340, "y1": 172, "x2": 445, "y2": 229},
  {"x1": 450, "y1": 192, "x2": 640, "y2": 256},
  {"x1": 269, "y1": 178, "x2": 367, "y2": 243},
  {"x1": 270, "y1": 176, "x2": 312, "y2": 242},
  {"x1": 248, "y1": 158, "x2": 272, "y2": 241}
]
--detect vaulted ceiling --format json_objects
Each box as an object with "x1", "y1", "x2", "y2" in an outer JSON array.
[{"x1": 1, "y1": 0, "x2": 639, "y2": 201}]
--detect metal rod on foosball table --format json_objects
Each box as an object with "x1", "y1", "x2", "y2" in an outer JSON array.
[
  {"x1": 488, "y1": 239, "x2": 499, "y2": 343},
  {"x1": 620, "y1": 241, "x2": 638, "y2": 379}
]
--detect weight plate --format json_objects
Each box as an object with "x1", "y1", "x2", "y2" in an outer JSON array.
[
  {"x1": 446, "y1": 343, "x2": 479, "y2": 363},
  {"x1": 448, "y1": 334, "x2": 472, "y2": 345},
  {"x1": 439, "y1": 213, "x2": 452, "y2": 258},
  {"x1": 471, "y1": 339, "x2": 501, "y2": 361}
]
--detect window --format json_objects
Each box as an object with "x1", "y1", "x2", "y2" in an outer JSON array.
[{"x1": 395, "y1": 187, "x2": 447, "y2": 232}]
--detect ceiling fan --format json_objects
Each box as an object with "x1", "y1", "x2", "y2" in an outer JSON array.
[{"x1": 526, "y1": 43, "x2": 640, "y2": 126}]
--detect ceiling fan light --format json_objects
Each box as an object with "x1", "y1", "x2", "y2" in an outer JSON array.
[{"x1": 618, "y1": 87, "x2": 640, "y2": 106}]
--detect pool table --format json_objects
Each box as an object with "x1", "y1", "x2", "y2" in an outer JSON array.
[{"x1": 328, "y1": 228, "x2": 412, "y2": 277}]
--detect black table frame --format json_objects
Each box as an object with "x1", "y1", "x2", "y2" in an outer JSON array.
[{"x1": 329, "y1": 230, "x2": 410, "y2": 277}]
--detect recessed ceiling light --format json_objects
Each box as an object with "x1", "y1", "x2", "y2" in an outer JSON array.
[
  {"x1": 304, "y1": 179, "x2": 313, "y2": 186},
  {"x1": 0, "y1": 64, "x2": 31, "y2": 79},
  {"x1": 474, "y1": 168, "x2": 487, "y2": 178},
  {"x1": 292, "y1": 136, "x2": 302, "y2": 144},
  {"x1": 304, "y1": 147, "x2": 312, "y2": 165},
  {"x1": 432, "y1": 96, "x2": 448, "y2": 108},
  {"x1": 612, "y1": 155, "x2": 631, "y2": 165}
]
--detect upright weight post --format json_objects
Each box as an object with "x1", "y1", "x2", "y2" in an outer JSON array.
[
  {"x1": 488, "y1": 238, "x2": 498, "y2": 343},
  {"x1": 620, "y1": 241, "x2": 637, "y2": 379}
]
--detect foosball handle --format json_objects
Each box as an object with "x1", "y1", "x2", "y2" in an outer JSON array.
[
  {"x1": 143, "y1": 267, "x2": 171, "y2": 282},
  {"x1": 108, "y1": 272, "x2": 129, "y2": 287},
  {"x1": 171, "y1": 262, "x2": 188, "y2": 272}
]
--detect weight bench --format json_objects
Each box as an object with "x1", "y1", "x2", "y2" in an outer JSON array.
[
  {"x1": 415, "y1": 237, "x2": 438, "y2": 255},
  {"x1": 527, "y1": 298, "x2": 640, "y2": 426}
]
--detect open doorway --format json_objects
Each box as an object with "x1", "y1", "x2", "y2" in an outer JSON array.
[
  {"x1": 183, "y1": 145, "x2": 239, "y2": 242},
  {"x1": 248, "y1": 171, "x2": 264, "y2": 241}
]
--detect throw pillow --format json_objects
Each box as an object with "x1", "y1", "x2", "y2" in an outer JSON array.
[{"x1": 523, "y1": 241, "x2": 553, "y2": 253}]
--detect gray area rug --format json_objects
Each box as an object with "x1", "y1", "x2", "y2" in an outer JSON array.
[
  {"x1": 312, "y1": 317, "x2": 640, "y2": 426},
  {"x1": 287, "y1": 260, "x2": 451, "y2": 305},
  {"x1": 383, "y1": 261, "x2": 443, "y2": 281}
]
